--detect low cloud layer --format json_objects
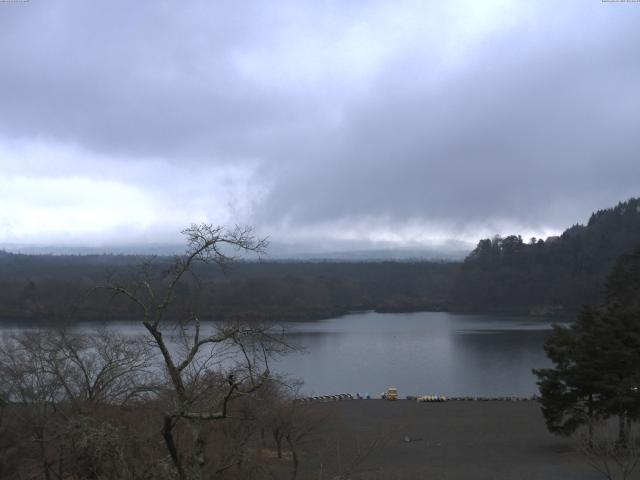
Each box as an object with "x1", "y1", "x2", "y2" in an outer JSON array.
[{"x1": 1, "y1": 0, "x2": 639, "y2": 249}]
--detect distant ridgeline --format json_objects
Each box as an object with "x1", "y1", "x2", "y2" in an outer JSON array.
[
  {"x1": 0, "y1": 198, "x2": 639, "y2": 322},
  {"x1": 452, "y1": 197, "x2": 640, "y2": 315},
  {"x1": 0, "y1": 252, "x2": 456, "y2": 322}
]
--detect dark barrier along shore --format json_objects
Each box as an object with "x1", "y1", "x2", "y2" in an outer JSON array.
[{"x1": 295, "y1": 394, "x2": 538, "y2": 403}]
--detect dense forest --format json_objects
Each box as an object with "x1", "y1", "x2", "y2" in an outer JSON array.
[
  {"x1": 453, "y1": 197, "x2": 640, "y2": 314},
  {"x1": 0, "y1": 252, "x2": 456, "y2": 323},
  {"x1": 1, "y1": 197, "x2": 639, "y2": 323}
]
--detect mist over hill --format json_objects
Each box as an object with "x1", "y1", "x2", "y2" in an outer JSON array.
[
  {"x1": 0, "y1": 197, "x2": 639, "y2": 323},
  {"x1": 0, "y1": 239, "x2": 472, "y2": 261}
]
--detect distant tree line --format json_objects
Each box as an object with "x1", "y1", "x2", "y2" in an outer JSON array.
[
  {"x1": 0, "y1": 254, "x2": 457, "y2": 323},
  {"x1": 1, "y1": 197, "x2": 640, "y2": 323}
]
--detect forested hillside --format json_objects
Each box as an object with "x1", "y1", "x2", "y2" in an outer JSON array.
[
  {"x1": 453, "y1": 198, "x2": 640, "y2": 314},
  {"x1": 0, "y1": 253, "x2": 456, "y2": 322},
  {"x1": 1, "y1": 197, "x2": 639, "y2": 322}
]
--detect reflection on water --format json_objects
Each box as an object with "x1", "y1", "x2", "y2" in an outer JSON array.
[
  {"x1": 0, "y1": 311, "x2": 567, "y2": 397},
  {"x1": 272, "y1": 311, "x2": 566, "y2": 396}
]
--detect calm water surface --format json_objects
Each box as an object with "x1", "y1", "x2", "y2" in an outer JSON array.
[
  {"x1": 273, "y1": 311, "x2": 564, "y2": 397},
  {"x1": 2, "y1": 311, "x2": 565, "y2": 397}
]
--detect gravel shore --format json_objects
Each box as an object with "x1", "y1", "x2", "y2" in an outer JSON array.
[{"x1": 297, "y1": 399, "x2": 604, "y2": 480}]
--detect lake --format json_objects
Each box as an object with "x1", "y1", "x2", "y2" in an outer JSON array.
[
  {"x1": 1, "y1": 311, "x2": 565, "y2": 398},
  {"x1": 273, "y1": 311, "x2": 563, "y2": 397}
]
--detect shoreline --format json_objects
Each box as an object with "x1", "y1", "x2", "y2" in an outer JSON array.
[
  {"x1": 296, "y1": 399, "x2": 599, "y2": 479},
  {"x1": 0, "y1": 306, "x2": 576, "y2": 325}
]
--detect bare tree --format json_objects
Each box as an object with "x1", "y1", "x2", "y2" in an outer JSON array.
[
  {"x1": 282, "y1": 400, "x2": 319, "y2": 480},
  {"x1": 43, "y1": 328, "x2": 156, "y2": 408},
  {"x1": 252, "y1": 379, "x2": 319, "y2": 479},
  {"x1": 576, "y1": 420, "x2": 640, "y2": 480},
  {"x1": 100, "y1": 224, "x2": 294, "y2": 480},
  {"x1": 334, "y1": 434, "x2": 389, "y2": 480},
  {"x1": 0, "y1": 224, "x2": 298, "y2": 480},
  {"x1": 0, "y1": 328, "x2": 156, "y2": 480},
  {"x1": 0, "y1": 330, "x2": 65, "y2": 480}
]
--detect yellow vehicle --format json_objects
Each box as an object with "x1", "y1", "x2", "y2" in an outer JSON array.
[{"x1": 386, "y1": 387, "x2": 398, "y2": 401}]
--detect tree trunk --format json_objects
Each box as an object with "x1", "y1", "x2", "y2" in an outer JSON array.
[
  {"x1": 588, "y1": 394, "x2": 593, "y2": 445},
  {"x1": 618, "y1": 412, "x2": 628, "y2": 445},
  {"x1": 286, "y1": 434, "x2": 299, "y2": 480},
  {"x1": 190, "y1": 420, "x2": 206, "y2": 480},
  {"x1": 162, "y1": 415, "x2": 187, "y2": 480},
  {"x1": 273, "y1": 429, "x2": 283, "y2": 459},
  {"x1": 36, "y1": 430, "x2": 51, "y2": 480}
]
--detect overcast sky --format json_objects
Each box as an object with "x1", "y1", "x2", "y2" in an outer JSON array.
[{"x1": 0, "y1": 0, "x2": 639, "y2": 251}]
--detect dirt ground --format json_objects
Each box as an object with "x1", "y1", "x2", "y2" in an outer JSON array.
[{"x1": 295, "y1": 400, "x2": 613, "y2": 480}]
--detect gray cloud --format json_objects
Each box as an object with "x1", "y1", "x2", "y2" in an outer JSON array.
[
  {"x1": 0, "y1": 0, "x2": 639, "y2": 247},
  {"x1": 254, "y1": 2, "x2": 640, "y2": 236}
]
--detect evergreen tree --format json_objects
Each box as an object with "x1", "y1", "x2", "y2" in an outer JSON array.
[
  {"x1": 454, "y1": 197, "x2": 640, "y2": 312},
  {"x1": 534, "y1": 310, "x2": 602, "y2": 436},
  {"x1": 534, "y1": 247, "x2": 640, "y2": 441}
]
